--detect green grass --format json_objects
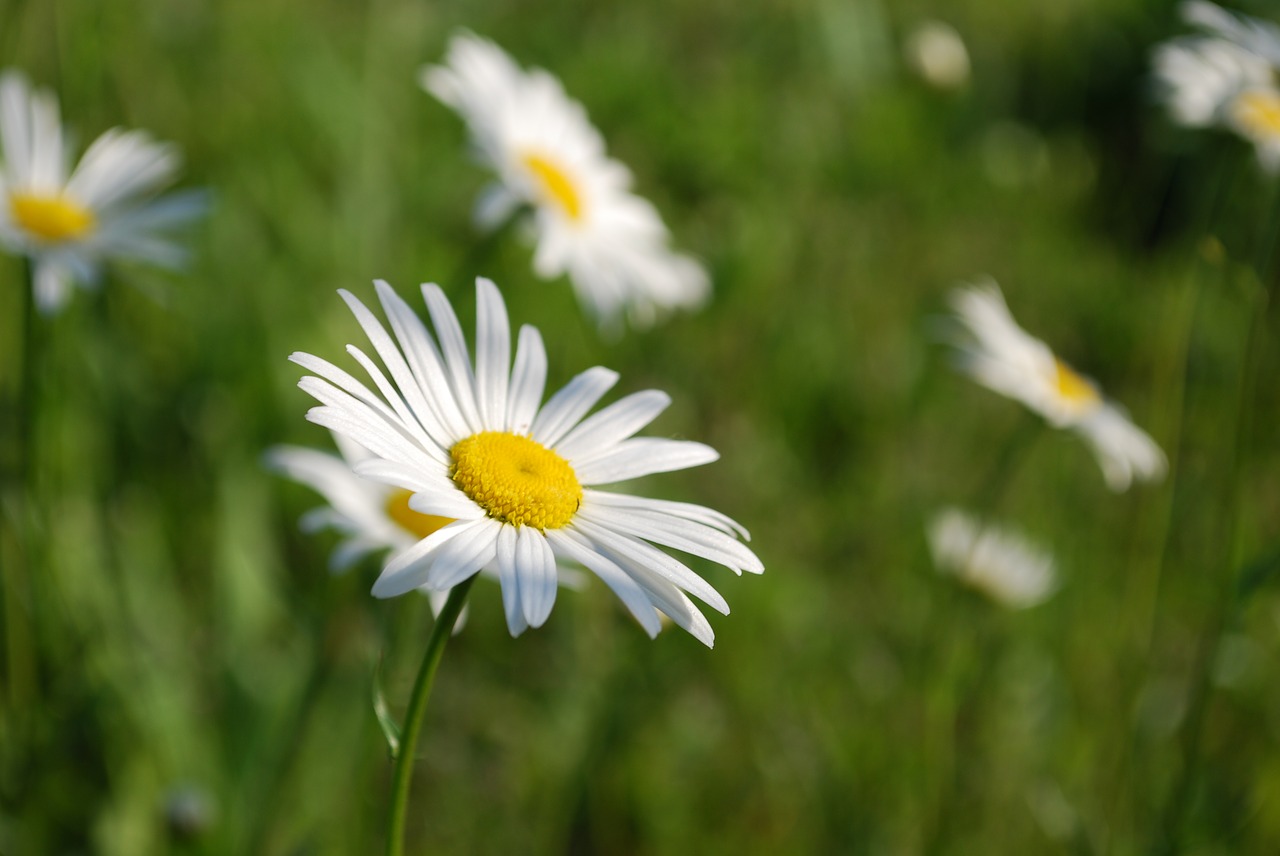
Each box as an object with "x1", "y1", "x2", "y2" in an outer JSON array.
[{"x1": 2, "y1": 0, "x2": 1278, "y2": 853}]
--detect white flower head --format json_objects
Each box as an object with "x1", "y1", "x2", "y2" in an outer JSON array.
[
  {"x1": 290, "y1": 277, "x2": 761, "y2": 647},
  {"x1": 928, "y1": 507, "x2": 1057, "y2": 609},
  {"x1": 1152, "y1": 3, "x2": 1280, "y2": 170},
  {"x1": 904, "y1": 21, "x2": 971, "y2": 91},
  {"x1": 946, "y1": 279, "x2": 1167, "y2": 492},
  {"x1": 0, "y1": 70, "x2": 204, "y2": 314},
  {"x1": 420, "y1": 33, "x2": 710, "y2": 332}
]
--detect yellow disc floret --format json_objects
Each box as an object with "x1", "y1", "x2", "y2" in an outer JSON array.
[
  {"x1": 1232, "y1": 88, "x2": 1280, "y2": 141},
  {"x1": 520, "y1": 152, "x2": 584, "y2": 222},
  {"x1": 1052, "y1": 358, "x2": 1100, "y2": 410},
  {"x1": 384, "y1": 489, "x2": 454, "y2": 540},
  {"x1": 10, "y1": 192, "x2": 96, "y2": 242},
  {"x1": 451, "y1": 431, "x2": 582, "y2": 529}
]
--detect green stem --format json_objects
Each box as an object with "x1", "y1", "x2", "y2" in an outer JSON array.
[
  {"x1": 970, "y1": 411, "x2": 1042, "y2": 519},
  {"x1": 4, "y1": 261, "x2": 38, "y2": 711},
  {"x1": 1157, "y1": 264, "x2": 1270, "y2": 855},
  {"x1": 384, "y1": 574, "x2": 476, "y2": 856}
]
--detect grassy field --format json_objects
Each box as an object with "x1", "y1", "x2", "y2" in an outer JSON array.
[{"x1": 2, "y1": 0, "x2": 1279, "y2": 853}]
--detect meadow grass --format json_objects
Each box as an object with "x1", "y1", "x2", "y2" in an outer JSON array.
[{"x1": 1, "y1": 0, "x2": 1278, "y2": 853}]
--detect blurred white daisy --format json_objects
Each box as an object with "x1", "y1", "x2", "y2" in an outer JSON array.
[
  {"x1": 904, "y1": 21, "x2": 971, "y2": 91},
  {"x1": 267, "y1": 431, "x2": 457, "y2": 574},
  {"x1": 947, "y1": 280, "x2": 1166, "y2": 492},
  {"x1": 291, "y1": 277, "x2": 760, "y2": 646},
  {"x1": 266, "y1": 431, "x2": 583, "y2": 617},
  {"x1": 1153, "y1": 2, "x2": 1280, "y2": 170},
  {"x1": 0, "y1": 70, "x2": 204, "y2": 314},
  {"x1": 927, "y1": 507, "x2": 1057, "y2": 609},
  {"x1": 420, "y1": 33, "x2": 709, "y2": 331}
]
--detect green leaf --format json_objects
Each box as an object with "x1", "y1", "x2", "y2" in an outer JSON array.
[{"x1": 372, "y1": 655, "x2": 401, "y2": 761}]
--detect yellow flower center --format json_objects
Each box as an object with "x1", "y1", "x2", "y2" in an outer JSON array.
[
  {"x1": 9, "y1": 192, "x2": 96, "y2": 242},
  {"x1": 1231, "y1": 88, "x2": 1280, "y2": 140},
  {"x1": 520, "y1": 152, "x2": 584, "y2": 222},
  {"x1": 1052, "y1": 358, "x2": 1100, "y2": 409},
  {"x1": 450, "y1": 431, "x2": 581, "y2": 529},
  {"x1": 384, "y1": 489, "x2": 455, "y2": 540}
]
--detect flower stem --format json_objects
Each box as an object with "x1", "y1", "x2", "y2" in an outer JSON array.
[{"x1": 384, "y1": 574, "x2": 477, "y2": 856}]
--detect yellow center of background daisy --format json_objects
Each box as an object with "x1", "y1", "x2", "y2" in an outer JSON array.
[
  {"x1": 1052, "y1": 358, "x2": 1100, "y2": 409},
  {"x1": 384, "y1": 488, "x2": 455, "y2": 540},
  {"x1": 10, "y1": 192, "x2": 96, "y2": 242},
  {"x1": 520, "y1": 152, "x2": 584, "y2": 221},
  {"x1": 450, "y1": 431, "x2": 581, "y2": 529},
  {"x1": 1232, "y1": 89, "x2": 1280, "y2": 139}
]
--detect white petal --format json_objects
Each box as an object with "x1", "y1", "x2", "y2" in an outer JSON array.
[
  {"x1": 545, "y1": 528, "x2": 662, "y2": 637},
  {"x1": 583, "y1": 490, "x2": 750, "y2": 539},
  {"x1": 373, "y1": 280, "x2": 471, "y2": 442},
  {"x1": 495, "y1": 524, "x2": 527, "y2": 635},
  {"x1": 531, "y1": 366, "x2": 619, "y2": 447},
  {"x1": 506, "y1": 325, "x2": 547, "y2": 434},
  {"x1": 571, "y1": 518, "x2": 729, "y2": 615},
  {"x1": 555, "y1": 389, "x2": 671, "y2": 462},
  {"x1": 421, "y1": 283, "x2": 483, "y2": 432},
  {"x1": 473, "y1": 277, "x2": 511, "y2": 428},
  {"x1": 578, "y1": 503, "x2": 763, "y2": 575},
  {"x1": 423, "y1": 517, "x2": 500, "y2": 590},
  {"x1": 372, "y1": 520, "x2": 477, "y2": 597},
  {"x1": 518, "y1": 526, "x2": 557, "y2": 628},
  {"x1": 574, "y1": 438, "x2": 719, "y2": 485}
]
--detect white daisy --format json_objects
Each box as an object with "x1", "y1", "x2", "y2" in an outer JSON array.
[
  {"x1": 0, "y1": 69, "x2": 203, "y2": 314},
  {"x1": 947, "y1": 280, "x2": 1167, "y2": 492},
  {"x1": 1153, "y1": 2, "x2": 1280, "y2": 170},
  {"x1": 290, "y1": 277, "x2": 761, "y2": 646},
  {"x1": 420, "y1": 33, "x2": 709, "y2": 331},
  {"x1": 927, "y1": 507, "x2": 1057, "y2": 609}
]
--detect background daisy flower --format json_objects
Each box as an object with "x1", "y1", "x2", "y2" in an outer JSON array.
[
  {"x1": 291, "y1": 277, "x2": 761, "y2": 647},
  {"x1": 1152, "y1": 2, "x2": 1280, "y2": 170},
  {"x1": 946, "y1": 280, "x2": 1167, "y2": 492},
  {"x1": 0, "y1": 69, "x2": 204, "y2": 313},
  {"x1": 266, "y1": 430, "x2": 584, "y2": 615},
  {"x1": 420, "y1": 33, "x2": 710, "y2": 332},
  {"x1": 927, "y1": 507, "x2": 1057, "y2": 609}
]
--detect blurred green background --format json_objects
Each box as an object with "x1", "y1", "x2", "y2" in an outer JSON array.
[{"x1": 1, "y1": 0, "x2": 1278, "y2": 852}]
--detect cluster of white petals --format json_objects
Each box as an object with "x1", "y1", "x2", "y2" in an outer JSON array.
[
  {"x1": 948, "y1": 280, "x2": 1166, "y2": 492},
  {"x1": 422, "y1": 33, "x2": 709, "y2": 332},
  {"x1": 0, "y1": 70, "x2": 203, "y2": 313}
]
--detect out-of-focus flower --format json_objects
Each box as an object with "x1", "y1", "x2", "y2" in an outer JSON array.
[
  {"x1": 0, "y1": 70, "x2": 204, "y2": 313},
  {"x1": 291, "y1": 277, "x2": 761, "y2": 646},
  {"x1": 947, "y1": 280, "x2": 1166, "y2": 492},
  {"x1": 1153, "y1": 2, "x2": 1280, "y2": 170},
  {"x1": 268, "y1": 431, "x2": 454, "y2": 575},
  {"x1": 266, "y1": 431, "x2": 583, "y2": 618},
  {"x1": 420, "y1": 33, "x2": 709, "y2": 332},
  {"x1": 904, "y1": 21, "x2": 970, "y2": 90},
  {"x1": 927, "y1": 507, "x2": 1057, "y2": 608}
]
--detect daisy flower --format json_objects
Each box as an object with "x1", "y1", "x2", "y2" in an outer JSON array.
[
  {"x1": 0, "y1": 69, "x2": 203, "y2": 313},
  {"x1": 1153, "y1": 2, "x2": 1280, "y2": 170},
  {"x1": 927, "y1": 507, "x2": 1057, "y2": 609},
  {"x1": 946, "y1": 280, "x2": 1166, "y2": 492},
  {"x1": 290, "y1": 277, "x2": 761, "y2": 646},
  {"x1": 420, "y1": 33, "x2": 709, "y2": 331}
]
